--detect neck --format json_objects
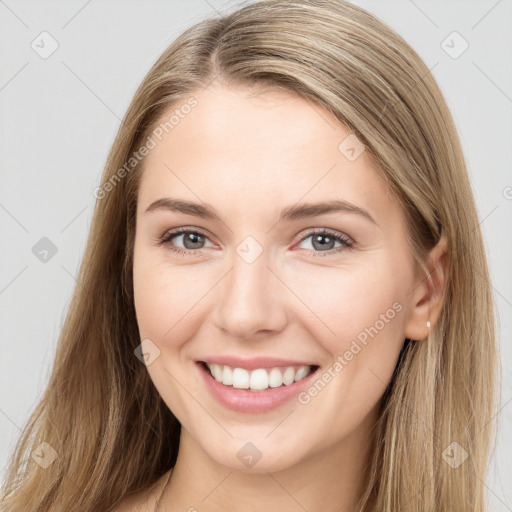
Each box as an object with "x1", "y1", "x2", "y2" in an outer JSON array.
[{"x1": 159, "y1": 406, "x2": 379, "y2": 512}]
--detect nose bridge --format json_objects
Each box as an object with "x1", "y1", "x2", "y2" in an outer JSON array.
[{"x1": 214, "y1": 238, "x2": 286, "y2": 338}]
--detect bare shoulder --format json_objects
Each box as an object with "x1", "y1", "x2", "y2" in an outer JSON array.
[{"x1": 112, "y1": 471, "x2": 171, "y2": 512}]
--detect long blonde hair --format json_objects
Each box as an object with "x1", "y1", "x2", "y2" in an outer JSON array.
[{"x1": 1, "y1": 1, "x2": 498, "y2": 510}]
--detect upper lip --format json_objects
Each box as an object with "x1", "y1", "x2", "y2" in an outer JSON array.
[{"x1": 198, "y1": 356, "x2": 318, "y2": 371}]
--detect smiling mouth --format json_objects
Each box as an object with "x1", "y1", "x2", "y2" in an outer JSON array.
[{"x1": 199, "y1": 361, "x2": 320, "y2": 392}]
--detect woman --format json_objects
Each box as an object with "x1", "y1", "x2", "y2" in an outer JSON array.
[{"x1": 1, "y1": 1, "x2": 498, "y2": 511}]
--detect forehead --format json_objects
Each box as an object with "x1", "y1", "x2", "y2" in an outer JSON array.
[{"x1": 138, "y1": 83, "x2": 397, "y2": 222}]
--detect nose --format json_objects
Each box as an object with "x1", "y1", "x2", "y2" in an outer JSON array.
[{"x1": 212, "y1": 247, "x2": 288, "y2": 340}]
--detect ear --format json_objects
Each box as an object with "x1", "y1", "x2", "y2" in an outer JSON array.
[{"x1": 404, "y1": 234, "x2": 449, "y2": 341}]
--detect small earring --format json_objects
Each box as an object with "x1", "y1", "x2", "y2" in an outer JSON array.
[{"x1": 426, "y1": 320, "x2": 431, "y2": 328}]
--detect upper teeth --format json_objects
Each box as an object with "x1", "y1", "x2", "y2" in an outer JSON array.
[{"x1": 205, "y1": 363, "x2": 313, "y2": 391}]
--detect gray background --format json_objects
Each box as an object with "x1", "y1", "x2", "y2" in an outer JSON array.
[{"x1": 1, "y1": 0, "x2": 511, "y2": 508}]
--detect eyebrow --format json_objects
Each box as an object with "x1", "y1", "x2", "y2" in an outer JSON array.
[{"x1": 144, "y1": 197, "x2": 378, "y2": 226}]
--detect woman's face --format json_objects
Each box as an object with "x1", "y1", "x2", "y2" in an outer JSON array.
[{"x1": 133, "y1": 82, "x2": 430, "y2": 472}]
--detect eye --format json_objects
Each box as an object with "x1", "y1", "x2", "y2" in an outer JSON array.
[
  {"x1": 157, "y1": 227, "x2": 214, "y2": 257},
  {"x1": 295, "y1": 228, "x2": 353, "y2": 257}
]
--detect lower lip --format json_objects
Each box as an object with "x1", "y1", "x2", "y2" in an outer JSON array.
[{"x1": 196, "y1": 362, "x2": 320, "y2": 413}]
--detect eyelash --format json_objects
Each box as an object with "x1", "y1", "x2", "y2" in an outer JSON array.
[{"x1": 157, "y1": 227, "x2": 354, "y2": 258}]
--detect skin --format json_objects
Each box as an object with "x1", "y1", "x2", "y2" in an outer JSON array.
[{"x1": 124, "y1": 81, "x2": 447, "y2": 511}]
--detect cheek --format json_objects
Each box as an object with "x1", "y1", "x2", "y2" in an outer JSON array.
[
  {"x1": 287, "y1": 260, "x2": 406, "y2": 350},
  {"x1": 132, "y1": 241, "x2": 230, "y2": 366},
  {"x1": 286, "y1": 259, "x2": 409, "y2": 408},
  {"x1": 132, "y1": 251, "x2": 215, "y2": 418},
  {"x1": 133, "y1": 260, "x2": 208, "y2": 344}
]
